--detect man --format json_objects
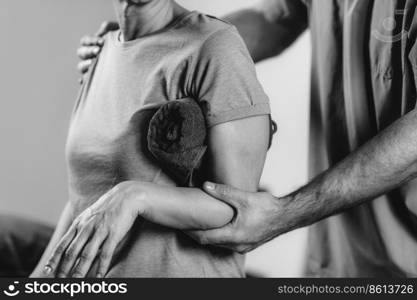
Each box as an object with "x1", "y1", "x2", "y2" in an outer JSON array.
[{"x1": 78, "y1": 0, "x2": 417, "y2": 277}]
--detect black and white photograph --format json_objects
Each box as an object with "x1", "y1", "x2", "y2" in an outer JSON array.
[{"x1": 0, "y1": 0, "x2": 416, "y2": 298}]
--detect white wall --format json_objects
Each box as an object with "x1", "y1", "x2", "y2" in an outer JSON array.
[{"x1": 0, "y1": 0, "x2": 311, "y2": 277}]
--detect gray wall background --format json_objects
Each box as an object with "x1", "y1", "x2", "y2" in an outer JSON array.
[
  {"x1": 0, "y1": 0, "x2": 115, "y2": 222},
  {"x1": 0, "y1": 0, "x2": 311, "y2": 277}
]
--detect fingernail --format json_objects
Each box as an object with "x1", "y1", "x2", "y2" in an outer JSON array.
[
  {"x1": 93, "y1": 47, "x2": 100, "y2": 54},
  {"x1": 43, "y1": 266, "x2": 52, "y2": 275},
  {"x1": 98, "y1": 38, "x2": 104, "y2": 45},
  {"x1": 205, "y1": 182, "x2": 215, "y2": 190},
  {"x1": 96, "y1": 273, "x2": 103, "y2": 278}
]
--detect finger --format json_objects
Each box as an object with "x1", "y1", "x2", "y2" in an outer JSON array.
[
  {"x1": 77, "y1": 46, "x2": 101, "y2": 60},
  {"x1": 56, "y1": 225, "x2": 94, "y2": 278},
  {"x1": 95, "y1": 21, "x2": 119, "y2": 37},
  {"x1": 188, "y1": 225, "x2": 236, "y2": 247},
  {"x1": 77, "y1": 59, "x2": 93, "y2": 74},
  {"x1": 80, "y1": 35, "x2": 104, "y2": 47},
  {"x1": 86, "y1": 255, "x2": 100, "y2": 278},
  {"x1": 71, "y1": 230, "x2": 107, "y2": 278},
  {"x1": 95, "y1": 237, "x2": 118, "y2": 278},
  {"x1": 203, "y1": 182, "x2": 249, "y2": 207},
  {"x1": 43, "y1": 226, "x2": 78, "y2": 277}
]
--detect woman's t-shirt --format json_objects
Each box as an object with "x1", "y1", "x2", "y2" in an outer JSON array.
[{"x1": 66, "y1": 11, "x2": 270, "y2": 277}]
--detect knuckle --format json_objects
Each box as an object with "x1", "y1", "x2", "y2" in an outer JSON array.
[
  {"x1": 217, "y1": 185, "x2": 231, "y2": 197},
  {"x1": 100, "y1": 250, "x2": 111, "y2": 260},
  {"x1": 64, "y1": 248, "x2": 76, "y2": 260},
  {"x1": 75, "y1": 222, "x2": 85, "y2": 232},
  {"x1": 55, "y1": 244, "x2": 66, "y2": 255},
  {"x1": 106, "y1": 226, "x2": 115, "y2": 235},
  {"x1": 100, "y1": 21, "x2": 110, "y2": 31},
  {"x1": 83, "y1": 206, "x2": 93, "y2": 217},
  {"x1": 95, "y1": 224, "x2": 108, "y2": 236},
  {"x1": 79, "y1": 252, "x2": 92, "y2": 262},
  {"x1": 73, "y1": 216, "x2": 83, "y2": 227},
  {"x1": 77, "y1": 62, "x2": 84, "y2": 71},
  {"x1": 80, "y1": 60, "x2": 92, "y2": 70}
]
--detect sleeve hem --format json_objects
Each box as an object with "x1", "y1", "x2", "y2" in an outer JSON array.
[{"x1": 206, "y1": 103, "x2": 271, "y2": 127}]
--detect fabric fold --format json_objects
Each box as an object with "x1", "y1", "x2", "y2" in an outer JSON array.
[{"x1": 147, "y1": 98, "x2": 207, "y2": 187}]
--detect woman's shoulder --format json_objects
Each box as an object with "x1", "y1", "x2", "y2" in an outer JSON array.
[
  {"x1": 182, "y1": 11, "x2": 234, "y2": 33},
  {"x1": 180, "y1": 11, "x2": 245, "y2": 51}
]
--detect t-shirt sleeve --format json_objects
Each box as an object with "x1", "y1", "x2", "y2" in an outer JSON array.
[{"x1": 187, "y1": 26, "x2": 271, "y2": 127}]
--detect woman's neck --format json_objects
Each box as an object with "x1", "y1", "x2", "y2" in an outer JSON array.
[{"x1": 115, "y1": 1, "x2": 187, "y2": 41}]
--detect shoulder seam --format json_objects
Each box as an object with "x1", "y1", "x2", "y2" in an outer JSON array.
[
  {"x1": 184, "y1": 26, "x2": 240, "y2": 97},
  {"x1": 199, "y1": 26, "x2": 239, "y2": 53}
]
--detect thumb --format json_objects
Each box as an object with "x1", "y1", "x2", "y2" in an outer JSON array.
[{"x1": 203, "y1": 182, "x2": 248, "y2": 207}]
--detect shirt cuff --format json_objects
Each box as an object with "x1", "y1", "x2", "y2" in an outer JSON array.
[{"x1": 206, "y1": 103, "x2": 271, "y2": 127}]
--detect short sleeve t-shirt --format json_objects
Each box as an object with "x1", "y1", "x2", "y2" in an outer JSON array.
[{"x1": 66, "y1": 11, "x2": 270, "y2": 277}]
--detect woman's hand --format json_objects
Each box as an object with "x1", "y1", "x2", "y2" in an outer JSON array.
[
  {"x1": 42, "y1": 181, "x2": 146, "y2": 278},
  {"x1": 77, "y1": 21, "x2": 119, "y2": 76}
]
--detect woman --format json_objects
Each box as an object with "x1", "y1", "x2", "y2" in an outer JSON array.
[{"x1": 31, "y1": 0, "x2": 271, "y2": 278}]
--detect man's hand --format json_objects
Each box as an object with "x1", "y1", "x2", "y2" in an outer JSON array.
[
  {"x1": 190, "y1": 108, "x2": 417, "y2": 255},
  {"x1": 77, "y1": 21, "x2": 119, "y2": 77},
  {"x1": 188, "y1": 182, "x2": 291, "y2": 254}
]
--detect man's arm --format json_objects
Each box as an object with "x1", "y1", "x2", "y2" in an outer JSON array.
[
  {"x1": 224, "y1": 0, "x2": 308, "y2": 62},
  {"x1": 77, "y1": 0, "x2": 309, "y2": 73},
  {"x1": 191, "y1": 108, "x2": 417, "y2": 253}
]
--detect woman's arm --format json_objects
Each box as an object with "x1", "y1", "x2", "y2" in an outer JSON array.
[
  {"x1": 136, "y1": 114, "x2": 270, "y2": 230},
  {"x1": 30, "y1": 202, "x2": 75, "y2": 277},
  {"x1": 41, "y1": 114, "x2": 269, "y2": 278}
]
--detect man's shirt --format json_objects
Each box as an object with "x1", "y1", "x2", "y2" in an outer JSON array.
[{"x1": 269, "y1": 0, "x2": 417, "y2": 276}]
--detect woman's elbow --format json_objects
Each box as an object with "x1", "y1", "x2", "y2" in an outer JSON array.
[{"x1": 200, "y1": 201, "x2": 235, "y2": 229}]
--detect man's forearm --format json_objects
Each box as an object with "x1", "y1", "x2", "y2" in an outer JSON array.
[{"x1": 280, "y1": 109, "x2": 417, "y2": 234}]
